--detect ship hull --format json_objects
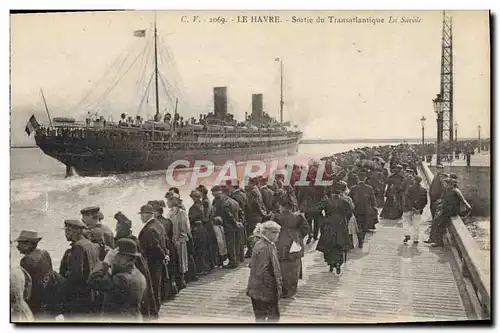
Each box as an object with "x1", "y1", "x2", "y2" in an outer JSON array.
[{"x1": 35, "y1": 135, "x2": 301, "y2": 177}]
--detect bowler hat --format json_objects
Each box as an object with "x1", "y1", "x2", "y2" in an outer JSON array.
[
  {"x1": 80, "y1": 206, "x2": 100, "y2": 215},
  {"x1": 15, "y1": 230, "x2": 42, "y2": 242},
  {"x1": 116, "y1": 238, "x2": 141, "y2": 257},
  {"x1": 64, "y1": 219, "x2": 87, "y2": 229},
  {"x1": 138, "y1": 204, "x2": 155, "y2": 215}
]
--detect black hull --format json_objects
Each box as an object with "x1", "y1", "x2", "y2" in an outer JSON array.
[{"x1": 35, "y1": 136, "x2": 300, "y2": 177}]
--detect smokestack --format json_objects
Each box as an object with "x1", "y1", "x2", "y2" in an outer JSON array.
[
  {"x1": 213, "y1": 87, "x2": 227, "y2": 118},
  {"x1": 252, "y1": 93, "x2": 263, "y2": 122}
]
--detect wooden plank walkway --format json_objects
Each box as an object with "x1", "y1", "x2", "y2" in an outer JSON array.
[{"x1": 156, "y1": 178, "x2": 471, "y2": 323}]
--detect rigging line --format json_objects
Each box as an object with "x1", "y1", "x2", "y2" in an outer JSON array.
[
  {"x1": 156, "y1": 45, "x2": 183, "y2": 107},
  {"x1": 90, "y1": 43, "x2": 150, "y2": 111},
  {"x1": 135, "y1": 41, "x2": 153, "y2": 105},
  {"x1": 135, "y1": 39, "x2": 152, "y2": 89},
  {"x1": 158, "y1": 72, "x2": 176, "y2": 108},
  {"x1": 70, "y1": 37, "x2": 142, "y2": 114},
  {"x1": 158, "y1": 35, "x2": 185, "y2": 97},
  {"x1": 137, "y1": 71, "x2": 155, "y2": 115}
]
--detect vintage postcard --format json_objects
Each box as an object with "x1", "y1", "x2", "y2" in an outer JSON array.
[{"x1": 10, "y1": 10, "x2": 490, "y2": 324}]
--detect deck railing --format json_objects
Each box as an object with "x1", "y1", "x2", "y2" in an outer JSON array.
[{"x1": 420, "y1": 162, "x2": 491, "y2": 320}]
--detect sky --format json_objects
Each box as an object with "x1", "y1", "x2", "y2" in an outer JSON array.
[{"x1": 10, "y1": 10, "x2": 490, "y2": 146}]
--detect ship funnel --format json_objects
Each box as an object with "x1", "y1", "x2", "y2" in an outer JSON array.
[
  {"x1": 252, "y1": 93, "x2": 263, "y2": 122},
  {"x1": 213, "y1": 87, "x2": 228, "y2": 118}
]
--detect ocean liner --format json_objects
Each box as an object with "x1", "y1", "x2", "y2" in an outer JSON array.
[{"x1": 26, "y1": 20, "x2": 302, "y2": 177}]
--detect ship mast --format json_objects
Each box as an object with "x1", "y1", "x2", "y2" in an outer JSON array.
[
  {"x1": 280, "y1": 58, "x2": 284, "y2": 124},
  {"x1": 153, "y1": 15, "x2": 160, "y2": 118}
]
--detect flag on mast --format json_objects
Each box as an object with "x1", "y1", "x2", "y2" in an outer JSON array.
[
  {"x1": 274, "y1": 57, "x2": 280, "y2": 62},
  {"x1": 25, "y1": 115, "x2": 40, "y2": 136},
  {"x1": 133, "y1": 29, "x2": 146, "y2": 38}
]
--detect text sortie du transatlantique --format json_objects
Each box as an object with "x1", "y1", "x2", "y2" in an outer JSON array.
[{"x1": 180, "y1": 15, "x2": 421, "y2": 25}]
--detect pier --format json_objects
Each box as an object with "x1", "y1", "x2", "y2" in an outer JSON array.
[{"x1": 156, "y1": 162, "x2": 490, "y2": 323}]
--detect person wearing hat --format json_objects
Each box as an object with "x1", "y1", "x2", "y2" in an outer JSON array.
[
  {"x1": 425, "y1": 177, "x2": 471, "y2": 247},
  {"x1": 244, "y1": 179, "x2": 269, "y2": 259},
  {"x1": 147, "y1": 200, "x2": 178, "y2": 302},
  {"x1": 338, "y1": 181, "x2": 359, "y2": 250},
  {"x1": 211, "y1": 185, "x2": 244, "y2": 268},
  {"x1": 59, "y1": 219, "x2": 100, "y2": 319},
  {"x1": 380, "y1": 164, "x2": 405, "y2": 220},
  {"x1": 348, "y1": 173, "x2": 377, "y2": 248},
  {"x1": 316, "y1": 183, "x2": 352, "y2": 275},
  {"x1": 402, "y1": 175, "x2": 428, "y2": 244},
  {"x1": 15, "y1": 230, "x2": 59, "y2": 319},
  {"x1": 98, "y1": 238, "x2": 147, "y2": 322},
  {"x1": 137, "y1": 204, "x2": 170, "y2": 311},
  {"x1": 246, "y1": 220, "x2": 282, "y2": 322},
  {"x1": 188, "y1": 190, "x2": 211, "y2": 275},
  {"x1": 81, "y1": 206, "x2": 115, "y2": 256},
  {"x1": 195, "y1": 185, "x2": 220, "y2": 270},
  {"x1": 271, "y1": 195, "x2": 310, "y2": 299},
  {"x1": 108, "y1": 211, "x2": 159, "y2": 320},
  {"x1": 165, "y1": 192, "x2": 192, "y2": 288},
  {"x1": 429, "y1": 165, "x2": 448, "y2": 219},
  {"x1": 228, "y1": 181, "x2": 248, "y2": 263}
]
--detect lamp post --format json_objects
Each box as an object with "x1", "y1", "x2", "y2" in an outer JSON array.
[
  {"x1": 478, "y1": 125, "x2": 481, "y2": 152},
  {"x1": 420, "y1": 116, "x2": 426, "y2": 161},
  {"x1": 433, "y1": 93, "x2": 443, "y2": 166}
]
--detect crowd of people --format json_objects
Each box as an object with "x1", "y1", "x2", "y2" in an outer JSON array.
[{"x1": 11, "y1": 143, "x2": 472, "y2": 323}]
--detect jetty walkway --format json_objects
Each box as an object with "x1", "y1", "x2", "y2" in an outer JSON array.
[{"x1": 156, "y1": 165, "x2": 490, "y2": 323}]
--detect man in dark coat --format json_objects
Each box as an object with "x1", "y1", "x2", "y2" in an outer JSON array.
[
  {"x1": 148, "y1": 200, "x2": 178, "y2": 301},
  {"x1": 244, "y1": 178, "x2": 269, "y2": 258},
  {"x1": 99, "y1": 239, "x2": 147, "y2": 322},
  {"x1": 59, "y1": 219, "x2": 101, "y2": 320},
  {"x1": 228, "y1": 181, "x2": 248, "y2": 263},
  {"x1": 429, "y1": 165, "x2": 448, "y2": 219},
  {"x1": 15, "y1": 230, "x2": 60, "y2": 319},
  {"x1": 81, "y1": 206, "x2": 114, "y2": 259},
  {"x1": 349, "y1": 173, "x2": 378, "y2": 248},
  {"x1": 212, "y1": 185, "x2": 244, "y2": 268},
  {"x1": 137, "y1": 204, "x2": 170, "y2": 314},
  {"x1": 402, "y1": 175, "x2": 428, "y2": 244},
  {"x1": 259, "y1": 177, "x2": 275, "y2": 212}
]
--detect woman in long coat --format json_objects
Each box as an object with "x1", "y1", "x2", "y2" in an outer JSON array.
[
  {"x1": 272, "y1": 197, "x2": 310, "y2": 299},
  {"x1": 316, "y1": 184, "x2": 353, "y2": 275},
  {"x1": 197, "y1": 184, "x2": 220, "y2": 269},
  {"x1": 165, "y1": 192, "x2": 190, "y2": 290},
  {"x1": 188, "y1": 190, "x2": 210, "y2": 275},
  {"x1": 338, "y1": 181, "x2": 359, "y2": 250}
]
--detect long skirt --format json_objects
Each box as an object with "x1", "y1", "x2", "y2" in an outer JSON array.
[
  {"x1": 347, "y1": 215, "x2": 360, "y2": 235},
  {"x1": 380, "y1": 195, "x2": 403, "y2": 220},
  {"x1": 174, "y1": 239, "x2": 189, "y2": 274},
  {"x1": 279, "y1": 259, "x2": 301, "y2": 298},
  {"x1": 192, "y1": 223, "x2": 210, "y2": 274},
  {"x1": 322, "y1": 248, "x2": 345, "y2": 267},
  {"x1": 213, "y1": 225, "x2": 227, "y2": 256},
  {"x1": 204, "y1": 222, "x2": 220, "y2": 268}
]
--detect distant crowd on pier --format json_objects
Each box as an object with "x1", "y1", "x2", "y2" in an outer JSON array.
[{"x1": 11, "y1": 143, "x2": 473, "y2": 323}]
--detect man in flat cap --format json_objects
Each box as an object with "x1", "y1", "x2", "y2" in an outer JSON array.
[
  {"x1": 59, "y1": 219, "x2": 100, "y2": 319},
  {"x1": 15, "y1": 230, "x2": 58, "y2": 319},
  {"x1": 212, "y1": 185, "x2": 244, "y2": 268},
  {"x1": 81, "y1": 206, "x2": 115, "y2": 258}
]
